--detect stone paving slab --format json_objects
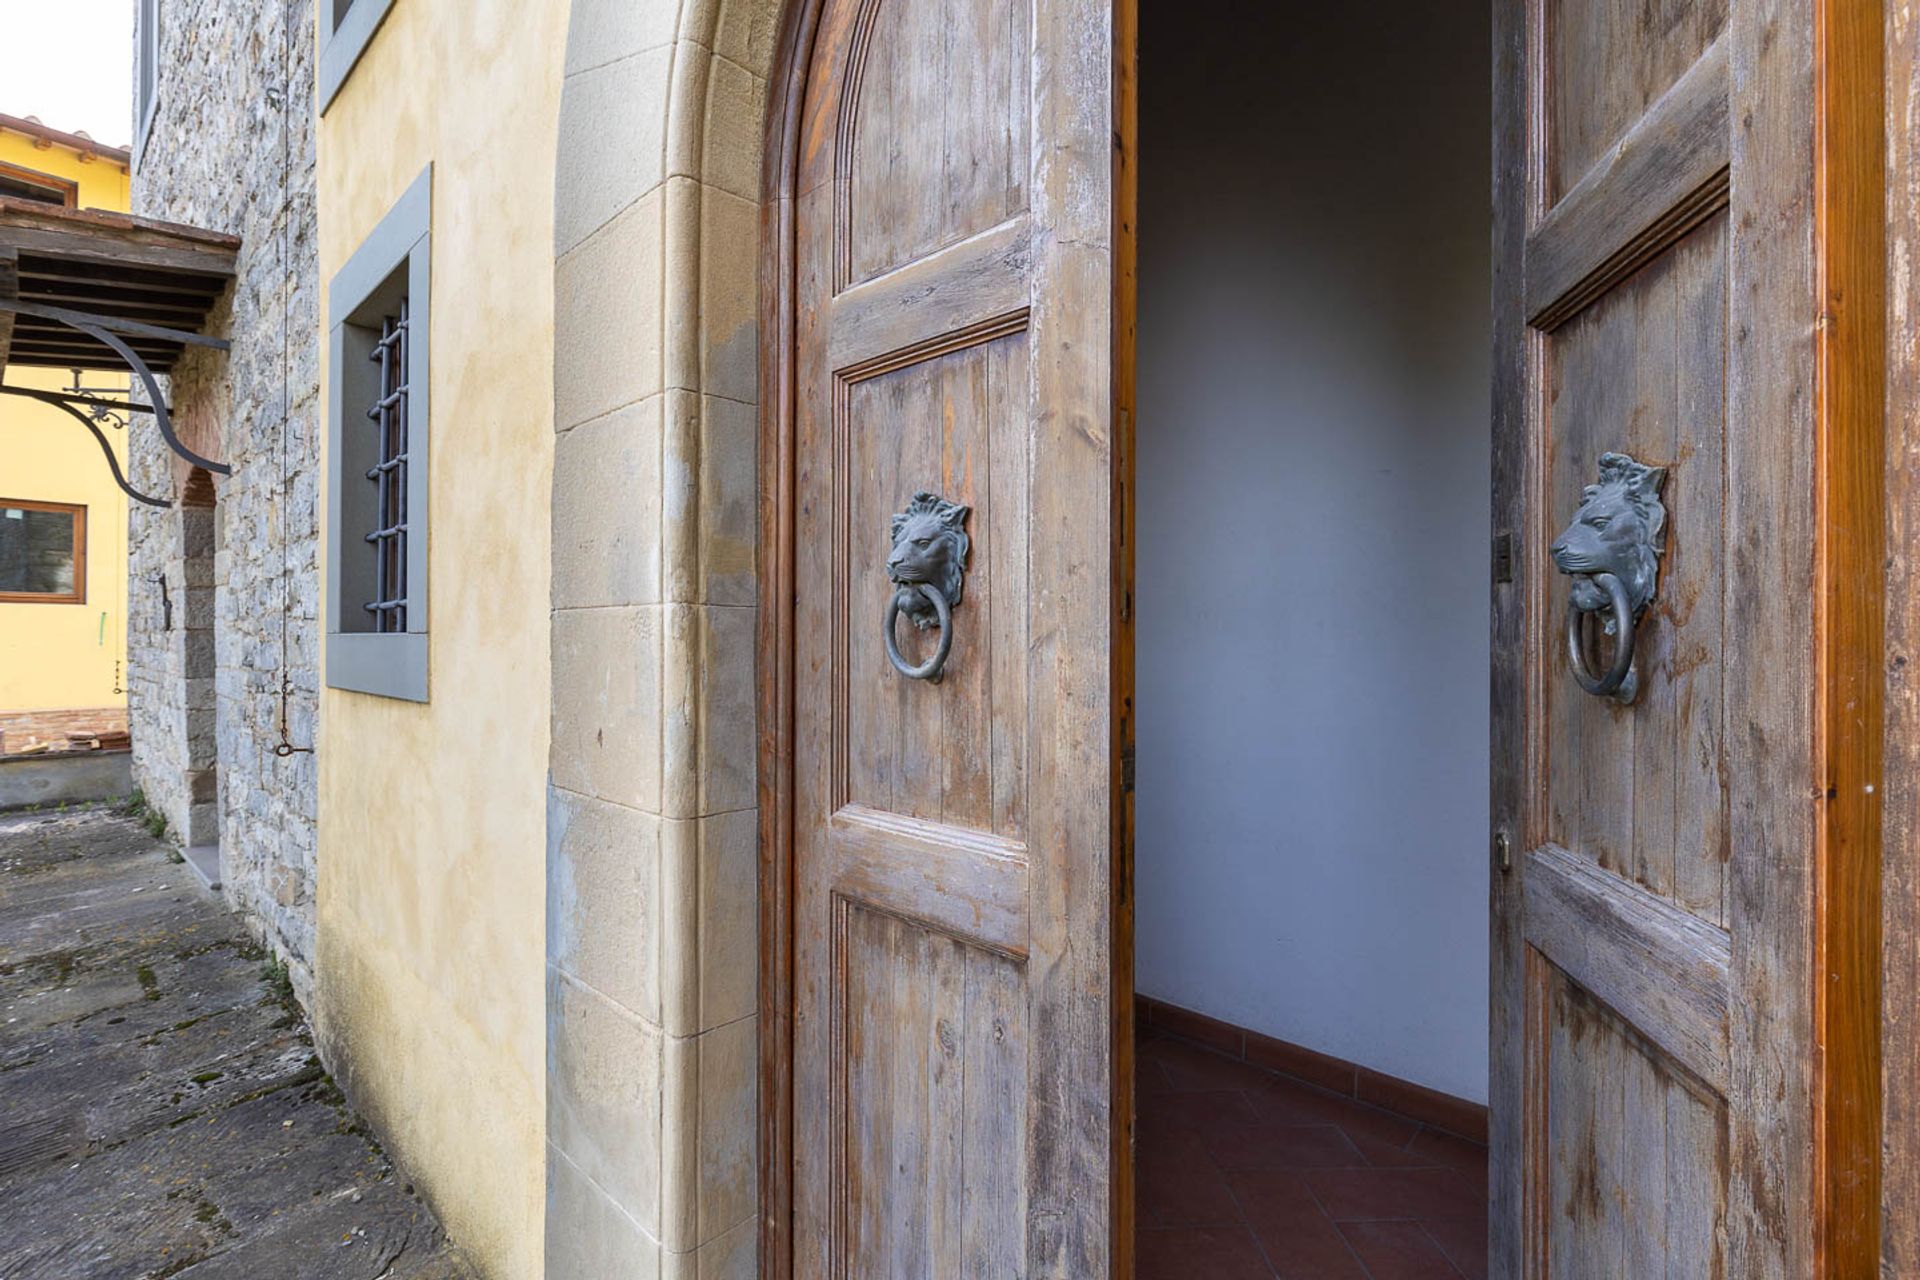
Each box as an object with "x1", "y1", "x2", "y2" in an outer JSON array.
[{"x1": 0, "y1": 806, "x2": 474, "y2": 1280}]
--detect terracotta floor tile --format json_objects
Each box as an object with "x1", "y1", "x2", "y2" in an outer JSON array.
[
  {"x1": 1142, "y1": 1088, "x2": 1258, "y2": 1141},
  {"x1": 1304, "y1": 1168, "x2": 1485, "y2": 1223},
  {"x1": 1145, "y1": 1036, "x2": 1287, "y2": 1093},
  {"x1": 1197, "y1": 1118, "x2": 1367, "y2": 1172},
  {"x1": 1405, "y1": 1128, "x2": 1489, "y2": 1176},
  {"x1": 1226, "y1": 1170, "x2": 1371, "y2": 1280},
  {"x1": 1138, "y1": 1226, "x2": 1276, "y2": 1280},
  {"x1": 1136, "y1": 1034, "x2": 1489, "y2": 1278},
  {"x1": 1251, "y1": 1077, "x2": 1423, "y2": 1151},
  {"x1": 1419, "y1": 1217, "x2": 1488, "y2": 1280},
  {"x1": 1336, "y1": 1221, "x2": 1465, "y2": 1279},
  {"x1": 1140, "y1": 1125, "x2": 1244, "y2": 1229}
]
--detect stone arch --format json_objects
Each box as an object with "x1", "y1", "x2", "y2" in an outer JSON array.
[{"x1": 548, "y1": 0, "x2": 787, "y2": 1273}]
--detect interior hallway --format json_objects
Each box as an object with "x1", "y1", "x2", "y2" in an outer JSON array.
[{"x1": 1138, "y1": 1029, "x2": 1489, "y2": 1279}]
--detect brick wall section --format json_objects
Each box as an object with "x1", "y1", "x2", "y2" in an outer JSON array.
[
  {"x1": 127, "y1": 0, "x2": 320, "y2": 1001},
  {"x1": 0, "y1": 708, "x2": 130, "y2": 756}
]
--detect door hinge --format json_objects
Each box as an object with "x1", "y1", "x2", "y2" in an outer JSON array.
[
  {"x1": 1493, "y1": 829, "x2": 1512, "y2": 875},
  {"x1": 1493, "y1": 532, "x2": 1514, "y2": 585},
  {"x1": 1121, "y1": 743, "x2": 1136, "y2": 794}
]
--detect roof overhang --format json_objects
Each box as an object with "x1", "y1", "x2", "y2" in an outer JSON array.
[{"x1": 0, "y1": 197, "x2": 241, "y2": 507}]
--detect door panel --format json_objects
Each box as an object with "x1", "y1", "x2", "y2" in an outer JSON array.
[
  {"x1": 1490, "y1": 0, "x2": 1868, "y2": 1274},
  {"x1": 785, "y1": 0, "x2": 1131, "y2": 1270}
]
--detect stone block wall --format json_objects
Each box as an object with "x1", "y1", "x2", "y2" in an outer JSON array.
[
  {"x1": 127, "y1": 0, "x2": 320, "y2": 1000},
  {"x1": 546, "y1": 0, "x2": 775, "y2": 1272}
]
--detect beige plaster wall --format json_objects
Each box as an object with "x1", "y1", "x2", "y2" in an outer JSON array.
[
  {"x1": 545, "y1": 0, "x2": 779, "y2": 1274},
  {"x1": 313, "y1": 3, "x2": 569, "y2": 1275}
]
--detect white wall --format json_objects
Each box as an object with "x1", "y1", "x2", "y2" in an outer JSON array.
[{"x1": 1136, "y1": 2, "x2": 1492, "y2": 1103}]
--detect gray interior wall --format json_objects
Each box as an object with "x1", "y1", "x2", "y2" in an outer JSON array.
[{"x1": 1136, "y1": 1, "x2": 1493, "y2": 1102}]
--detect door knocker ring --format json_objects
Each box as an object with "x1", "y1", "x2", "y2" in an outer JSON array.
[
  {"x1": 1563, "y1": 571, "x2": 1637, "y2": 701},
  {"x1": 1549, "y1": 451, "x2": 1667, "y2": 706},
  {"x1": 883, "y1": 490, "x2": 971, "y2": 683}
]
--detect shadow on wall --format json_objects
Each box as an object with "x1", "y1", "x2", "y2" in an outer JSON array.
[{"x1": 1134, "y1": 0, "x2": 1494, "y2": 1103}]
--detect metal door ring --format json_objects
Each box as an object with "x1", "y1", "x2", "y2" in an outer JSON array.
[
  {"x1": 1564, "y1": 571, "x2": 1638, "y2": 703},
  {"x1": 885, "y1": 583, "x2": 953, "y2": 682}
]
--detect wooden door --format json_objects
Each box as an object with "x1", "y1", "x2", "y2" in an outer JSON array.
[
  {"x1": 768, "y1": 0, "x2": 1135, "y2": 1271},
  {"x1": 1489, "y1": 0, "x2": 1882, "y2": 1276}
]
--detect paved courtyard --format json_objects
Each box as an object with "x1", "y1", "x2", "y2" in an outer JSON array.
[{"x1": 0, "y1": 804, "x2": 470, "y2": 1279}]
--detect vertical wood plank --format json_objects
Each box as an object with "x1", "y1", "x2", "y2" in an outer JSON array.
[
  {"x1": 987, "y1": 335, "x2": 1029, "y2": 839},
  {"x1": 1882, "y1": 0, "x2": 1920, "y2": 1270},
  {"x1": 1814, "y1": 0, "x2": 1886, "y2": 1268},
  {"x1": 1670, "y1": 227, "x2": 1729, "y2": 927},
  {"x1": 1486, "y1": 0, "x2": 1532, "y2": 1269},
  {"x1": 1723, "y1": 0, "x2": 1818, "y2": 1271}
]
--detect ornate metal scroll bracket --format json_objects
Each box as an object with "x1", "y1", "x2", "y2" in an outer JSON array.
[
  {"x1": 1549, "y1": 451, "x2": 1668, "y2": 705},
  {"x1": 883, "y1": 490, "x2": 971, "y2": 683}
]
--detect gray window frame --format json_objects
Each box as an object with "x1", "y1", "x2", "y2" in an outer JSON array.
[
  {"x1": 133, "y1": 0, "x2": 160, "y2": 166},
  {"x1": 326, "y1": 165, "x2": 431, "y2": 703},
  {"x1": 318, "y1": 0, "x2": 399, "y2": 115}
]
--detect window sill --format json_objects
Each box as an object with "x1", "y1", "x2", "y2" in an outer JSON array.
[{"x1": 326, "y1": 631, "x2": 428, "y2": 703}]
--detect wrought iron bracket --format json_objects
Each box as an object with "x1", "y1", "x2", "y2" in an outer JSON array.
[
  {"x1": 0, "y1": 384, "x2": 170, "y2": 507},
  {"x1": 0, "y1": 298, "x2": 230, "y2": 476}
]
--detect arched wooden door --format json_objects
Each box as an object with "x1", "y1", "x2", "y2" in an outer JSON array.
[{"x1": 763, "y1": 0, "x2": 1136, "y2": 1272}]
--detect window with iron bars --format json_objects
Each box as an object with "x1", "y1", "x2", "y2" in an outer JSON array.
[
  {"x1": 326, "y1": 165, "x2": 429, "y2": 703},
  {"x1": 365, "y1": 300, "x2": 409, "y2": 633}
]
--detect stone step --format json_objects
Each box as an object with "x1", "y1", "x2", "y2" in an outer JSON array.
[{"x1": 182, "y1": 843, "x2": 221, "y2": 891}]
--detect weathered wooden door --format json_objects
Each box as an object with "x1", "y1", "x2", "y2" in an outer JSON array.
[
  {"x1": 773, "y1": 0, "x2": 1135, "y2": 1271},
  {"x1": 1489, "y1": 0, "x2": 1881, "y2": 1275}
]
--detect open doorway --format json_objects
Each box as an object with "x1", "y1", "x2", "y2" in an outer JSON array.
[{"x1": 1133, "y1": 3, "x2": 1492, "y2": 1275}]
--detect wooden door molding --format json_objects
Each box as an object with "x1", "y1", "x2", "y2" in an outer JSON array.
[{"x1": 758, "y1": 5, "x2": 815, "y2": 1275}]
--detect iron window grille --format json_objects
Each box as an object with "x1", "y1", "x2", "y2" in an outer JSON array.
[
  {"x1": 326, "y1": 164, "x2": 429, "y2": 703},
  {"x1": 364, "y1": 300, "x2": 409, "y2": 632}
]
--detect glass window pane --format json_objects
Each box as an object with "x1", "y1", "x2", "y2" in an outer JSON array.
[{"x1": 0, "y1": 507, "x2": 78, "y2": 596}]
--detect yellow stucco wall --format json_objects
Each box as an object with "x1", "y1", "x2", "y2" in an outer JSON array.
[
  {"x1": 0, "y1": 133, "x2": 132, "y2": 717},
  {"x1": 312, "y1": 5, "x2": 566, "y2": 1275}
]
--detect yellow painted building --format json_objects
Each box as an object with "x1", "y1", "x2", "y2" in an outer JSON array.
[
  {"x1": 313, "y1": 6, "x2": 565, "y2": 1274},
  {"x1": 0, "y1": 117, "x2": 132, "y2": 749}
]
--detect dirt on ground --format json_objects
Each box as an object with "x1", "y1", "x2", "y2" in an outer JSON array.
[{"x1": 0, "y1": 803, "x2": 472, "y2": 1280}]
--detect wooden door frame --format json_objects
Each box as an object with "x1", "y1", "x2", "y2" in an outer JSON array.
[{"x1": 756, "y1": 1, "x2": 814, "y2": 1272}]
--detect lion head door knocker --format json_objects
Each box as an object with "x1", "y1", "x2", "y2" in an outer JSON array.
[
  {"x1": 1549, "y1": 451, "x2": 1668, "y2": 705},
  {"x1": 884, "y1": 491, "x2": 971, "y2": 683}
]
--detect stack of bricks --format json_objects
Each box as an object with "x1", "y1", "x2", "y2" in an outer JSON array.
[{"x1": 0, "y1": 708, "x2": 131, "y2": 756}]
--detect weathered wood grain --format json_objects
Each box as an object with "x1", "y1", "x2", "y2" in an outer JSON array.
[
  {"x1": 774, "y1": 0, "x2": 1125, "y2": 1272},
  {"x1": 1545, "y1": 0, "x2": 1727, "y2": 202},
  {"x1": 1524, "y1": 843, "x2": 1731, "y2": 1094},
  {"x1": 1526, "y1": 34, "x2": 1729, "y2": 330},
  {"x1": 1883, "y1": 0, "x2": 1920, "y2": 1273},
  {"x1": 1496, "y1": 0, "x2": 1863, "y2": 1272},
  {"x1": 830, "y1": 803, "x2": 1029, "y2": 955}
]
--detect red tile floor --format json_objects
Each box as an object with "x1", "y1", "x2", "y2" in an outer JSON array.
[{"x1": 1137, "y1": 1030, "x2": 1489, "y2": 1280}]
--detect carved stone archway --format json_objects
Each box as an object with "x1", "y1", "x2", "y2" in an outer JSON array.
[{"x1": 548, "y1": 0, "x2": 785, "y2": 1273}]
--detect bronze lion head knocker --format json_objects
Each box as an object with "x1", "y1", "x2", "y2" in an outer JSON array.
[
  {"x1": 884, "y1": 491, "x2": 970, "y2": 683},
  {"x1": 1549, "y1": 452, "x2": 1667, "y2": 704}
]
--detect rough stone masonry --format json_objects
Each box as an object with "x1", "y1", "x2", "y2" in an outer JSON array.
[{"x1": 126, "y1": 0, "x2": 320, "y2": 1002}]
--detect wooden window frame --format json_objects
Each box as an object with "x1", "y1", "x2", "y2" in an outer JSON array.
[
  {"x1": 0, "y1": 161, "x2": 78, "y2": 208},
  {"x1": 0, "y1": 499, "x2": 87, "y2": 605}
]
